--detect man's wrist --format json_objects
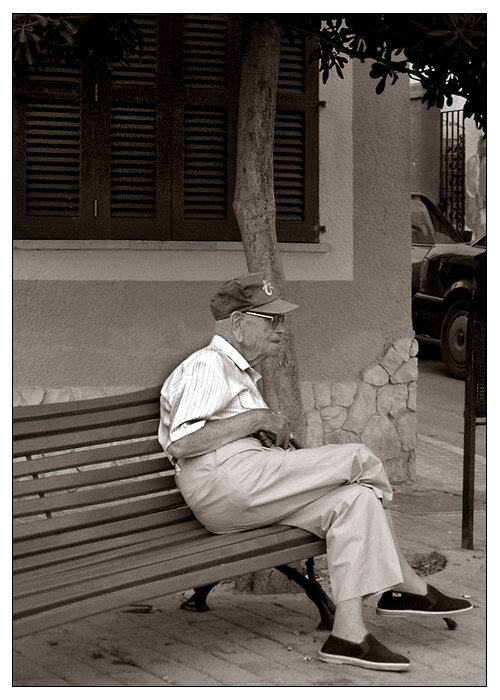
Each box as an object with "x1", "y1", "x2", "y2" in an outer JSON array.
[{"x1": 249, "y1": 408, "x2": 268, "y2": 434}]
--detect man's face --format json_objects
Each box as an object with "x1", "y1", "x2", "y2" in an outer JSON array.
[{"x1": 238, "y1": 312, "x2": 285, "y2": 365}]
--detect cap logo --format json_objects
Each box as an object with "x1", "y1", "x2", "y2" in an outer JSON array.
[{"x1": 262, "y1": 279, "x2": 274, "y2": 296}]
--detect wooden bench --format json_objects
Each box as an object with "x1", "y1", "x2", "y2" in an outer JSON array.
[{"x1": 13, "y1": 386, "x2": 335, "y2": 639}]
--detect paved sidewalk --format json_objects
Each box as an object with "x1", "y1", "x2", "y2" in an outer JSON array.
[{"x1": 13, "y1": 437, "x2": 487, "y2": 687}]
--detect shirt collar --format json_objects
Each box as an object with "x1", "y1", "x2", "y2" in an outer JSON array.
[{"x1": 211, "y1": 335, "x2": 262, "y2": 382}]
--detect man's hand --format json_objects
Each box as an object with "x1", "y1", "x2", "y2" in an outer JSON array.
[{"x1": 253, "y1": 409, "x2": 290, "y2": 448}]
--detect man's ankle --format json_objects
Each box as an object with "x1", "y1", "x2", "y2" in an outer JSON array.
[
  {"x1": 395, "y1": 581, "x2": 428, "y2": 596},
  {"x1": 331, "y1": 623, "x2": 367, "y2": 644}
]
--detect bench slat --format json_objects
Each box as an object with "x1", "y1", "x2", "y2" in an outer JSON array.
[
  {"x1": 15, "y1": 527, "x2": 315, "y2": 603},
  {"x1": 14, "y1": 520, "x2": 204, "y2": 575},
  {"x1": 13, "y1": 539, "x2": 327, "y2": 638},
  {"x1": 13, "y1": 495, "x2": 190, "y2": 541},
  {"x1": 13, "y1": 520, "x2": 209, "y2": 581},
  {"x1": 14, "y1": 439, "x2": 166, "y2": 477},
  {"x1": 13, "y1": 419, "x2": 160, "y2": 457},
  {"x1": 14, "y1": 459, "x2": 174, "y2": 498},
  {"x1": 16, "y1": 524, "x2": 292, "y2": 588},
  {"x1": 14, "y1": 402, "x2": 160, "y2": 439},
  {"x1": 13, "y1": 386, "x2": 162, "y2": 422},
  {"x1": 14, "y1": 477, "x2": 179, "y2": 518},
  {"x1": 14, "y1": 508, "x2": 196, "y2": 558}
]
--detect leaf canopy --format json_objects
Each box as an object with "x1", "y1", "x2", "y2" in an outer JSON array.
[{"x1": 13, "y1": 13, "x2": 486, "y2": 133}]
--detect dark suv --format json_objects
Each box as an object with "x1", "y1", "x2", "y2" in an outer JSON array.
[{"x1": 411, "y1": 193, "x2": 486, "y2": 378}]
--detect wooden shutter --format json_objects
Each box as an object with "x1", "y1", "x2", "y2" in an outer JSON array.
[
  {"x1": 182, "y1": 106, "x2": 228, "y2": 219},
  {"x1": 93, "y1": 14, "x2": 171, "y2": 240},
  {"x1": 24, "y1": 100, "x2": 81, "y2": 218},
  {"x1": 13, "y1": 63, "x2": 94, "y2": 238},
  {"x1": 275, "y1": 32, "x2": 319, "y2": 243},
  {"x1": 13, "y1": 14, "x2": 318, "y2": 242},
  {"x1": 171, "y1": 14, "x2": 240, "y2": 241},
  {"x1": 109, "y1": 104, "x2": 157, "y2": 219}
]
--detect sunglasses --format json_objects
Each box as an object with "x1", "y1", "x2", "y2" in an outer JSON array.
[{"x1": 245, "y1": 311, "x2": 285, "y2": 329}]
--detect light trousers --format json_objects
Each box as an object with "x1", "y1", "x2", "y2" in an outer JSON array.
[{"x1": 175, "y1": 437, "x2": 403, "y2": 604}]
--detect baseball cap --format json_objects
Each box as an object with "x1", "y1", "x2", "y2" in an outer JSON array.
[{"x1": 210, "y1": 271, "x2": 299, "y2": 320}]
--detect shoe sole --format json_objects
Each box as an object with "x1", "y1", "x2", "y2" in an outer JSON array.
[
  {"x1": 318, "y1": 651, "x2": 410, "y2": 672},
  {"x1": 377, "y1": 604, "x2": 473, "y2": 617}
]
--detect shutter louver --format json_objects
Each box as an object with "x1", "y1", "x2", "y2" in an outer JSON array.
[
  {"x1": 110, "y1": 104, "x2": 156, "y2": 218},
  {"x1": 274, "y1": 111, "x2": 305, "y2": 221},
  {"x1": 182, "y1": 15, "x2": 228, "y2": 89},
  {"x1": 183, "y1": 107, "x2": 227, "y2": 219},
  {"x1": 26, "y1": 65, "x2": 80, "y2": 84},
  {"x1": 278, "y1": 34, "x2": 306, "y2": 93},
  {"x1": 25, "y1": 101, "x2": 80, "y2": 217},
  {"x1": 111, "y1": 15, "x2": 158, "y2": 86}
]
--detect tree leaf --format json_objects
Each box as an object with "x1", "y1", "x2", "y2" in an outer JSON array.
[
  {"x1": 376, "y1": 76, "x2": 386, "y2": 94},
  {"x1": 32, "y1": 14, "x2": 49, "y2": 28}
]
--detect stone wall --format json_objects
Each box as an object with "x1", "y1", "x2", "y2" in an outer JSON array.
[
  {"x1": 14, "y1": 335, "x2": 419, "y2": 484},
  {"x1": 302, "y1": 337, "x2": 418, "y2": 483}
]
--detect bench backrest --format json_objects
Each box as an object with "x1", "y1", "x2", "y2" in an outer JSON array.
[{"x1": 13, "y1": 387, "x2": 200, "y2": 574}]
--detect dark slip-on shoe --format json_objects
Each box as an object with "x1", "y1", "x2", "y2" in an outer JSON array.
[
  {"x1": 318, "y1": 633, "x2": 410, "y2": 672},
  {"x1": 377, "y1": 584, "x2": 473, "y2": 617}
]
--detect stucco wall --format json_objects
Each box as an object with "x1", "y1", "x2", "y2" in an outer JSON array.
[
  {"x1": 13, "y1": 62, "x2": 414, "y2": 478},
  {"x1": 409, "y1": 81, "x2": 441, "y2": 202}
]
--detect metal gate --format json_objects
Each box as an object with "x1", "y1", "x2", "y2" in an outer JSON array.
[{"x1": 440, "y1": 109, "x2": 465, "y2": 232}]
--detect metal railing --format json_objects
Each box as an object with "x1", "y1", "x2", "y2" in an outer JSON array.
[{"x1": 440, "y1": 109, "x2": 465, "y2": 233}]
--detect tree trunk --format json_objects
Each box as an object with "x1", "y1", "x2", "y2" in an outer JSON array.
[{"x1": 233, "y1": 17, "x2": 305, "y2": 443}]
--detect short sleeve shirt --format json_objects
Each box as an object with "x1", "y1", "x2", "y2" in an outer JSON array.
[{"x1": 158, "y1": 335, "x2": 268, "y2": 453}]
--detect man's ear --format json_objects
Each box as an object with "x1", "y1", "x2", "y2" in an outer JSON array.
[{"x1": 230, "y1": 311, "x2": 245, "y2": 340}]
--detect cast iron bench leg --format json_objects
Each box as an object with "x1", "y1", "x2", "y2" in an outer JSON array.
[
  {"x1": 276, "y1": 558, "x2": 335, "y2": 630},
  {"x1": 180, "y1": 558, "x2": 335, "y2": 630},
  {"x1": 180, "y1": 583, "x2": 218, "y2": 612}
]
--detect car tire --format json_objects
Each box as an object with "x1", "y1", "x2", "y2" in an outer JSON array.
[{"x1": 440, "y1": 299, "x2": 471, "y2": 379}]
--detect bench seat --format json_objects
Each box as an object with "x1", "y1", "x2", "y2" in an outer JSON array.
[{"x1": 13, "y1": 387, "x2": 332, "y2": 639}]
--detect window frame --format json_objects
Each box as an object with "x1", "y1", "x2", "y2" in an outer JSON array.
[{"x1": 13, "y1": 14, "x2": 319, "y2": 243}]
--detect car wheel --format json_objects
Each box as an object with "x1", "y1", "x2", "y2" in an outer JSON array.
[{"x1": 440, "y1": 300, "x2": 471, "y2": 379}]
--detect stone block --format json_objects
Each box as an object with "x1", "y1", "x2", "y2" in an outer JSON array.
[
  {"x1": 43, "y1": 387, "x2": 75, "y2": 404},
  {"x1": 14, "y1": 386, "x2": 45, "y2": 406},
  {"x1": 343, "y1": 383, "x2": 376, "y2": 433},
  {"x1": 383, "y1": 455, "x2": 407, "y2": 483},
  {"x1": 396, "y1": 412, "x2": 418, "y2": 450},
  {"x1": 313, "y1": 382, "x2": 331, "y2": 409},
  {"x1": 390, "y1": 358, "x2": 418, "y2": 384},
  {"x1": 380, "y1": 344, "x2": 406, "y2": 375},
  {"x1": 406, "y1": 449, "x2": 417, "y2": 482},
  {"x1": 393, "y1": 338, "x2": 412, "y2": 362},
  {"x1": 305, "y1": 410, "x2": 324, "y2": 447},
  {"x1": 320, "y1": 405, "x2": 347, "y2": 430},
  {"x1": 407, "y1": 381, "x2": 417, "y2": 411},
  {"x1": 377, "y1": 384, "x2": 408, "y2": 417},
  {"x1": 361, "y1": 415, "x2": 401, "y2": 461},
  {"x1": 324, "y1": 428, "x2": 359, "y2": 445},
  {"x1": 410, "y1": 338, "x2": 419, "y2": 357},
  {"x1": 330, "y1": 382, "x2": 357, "y2": 407},
  {"x1": 363, "y1": 364, "x2": 389, "y2": 387},
  {"x1": 301, "y1": 381, "x2": 315, "y2": 413}
]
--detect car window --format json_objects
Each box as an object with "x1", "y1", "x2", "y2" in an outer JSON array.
[
  {"x1": 426, "y1": 206, "x2": 461, "y2": 243},
  {"x1": 411, "y1": 198, "x2": 435, "y2": 244},
  {"x1": 411, "y1": 195, "x2": 462, "y2": 245}
]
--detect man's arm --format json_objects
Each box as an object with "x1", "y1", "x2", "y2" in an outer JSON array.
[{"x1": 168, "y1": 408, "x2": 289, "y2": 459}]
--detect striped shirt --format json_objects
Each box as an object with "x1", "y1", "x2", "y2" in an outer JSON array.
[{"x1": 158, "y1": 335, "x2": 268, "y2": 453}]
